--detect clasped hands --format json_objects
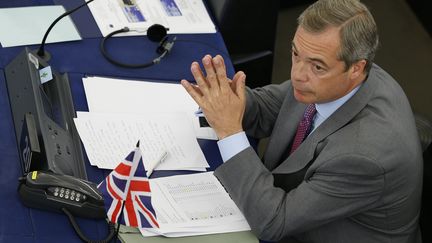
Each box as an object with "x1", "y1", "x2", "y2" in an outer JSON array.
[{"x1": 181, "y1": 55, "x2": 247, "y2": 140}]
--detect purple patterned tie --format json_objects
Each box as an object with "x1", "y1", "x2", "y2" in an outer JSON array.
[{"x1": 289, "y1": 104, "x2": 317, "y2": 154}]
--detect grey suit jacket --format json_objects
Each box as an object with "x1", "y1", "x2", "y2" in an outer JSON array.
[{"x1": 214, "y1": 64, "x2": 423, "y2": 243}]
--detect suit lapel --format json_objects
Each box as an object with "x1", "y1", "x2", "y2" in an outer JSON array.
[
  {"x1": 271, "y1": 77, "x2": 375, "y2": 174},
  {"x1": 263, "y1": 89, "x2": 306, "y2": 170}
]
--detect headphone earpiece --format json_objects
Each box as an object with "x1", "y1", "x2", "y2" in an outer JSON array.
[
  {"x1": 147, "y1": 24, "x2": 168, "y2": 42},
  {"x1": 100, "y1": 24, "x2": 175, "y2": 69}
]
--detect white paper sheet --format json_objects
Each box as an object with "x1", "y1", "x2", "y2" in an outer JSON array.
[
  {"x1": 144, "y1": 172, "x2": 250, "y2": 237},
  {"x1": 0, "y1": 6, "x2": 81, "y2": 48},
  {"x1": 82, "y1": 76, "x2": 217, "y2": 140},
  {"x1": 88, "y1": 0, "x2": 216, "y2": 37},
  {"x1": 74, "y1": 112, "x2": 208, "y2": 170}
]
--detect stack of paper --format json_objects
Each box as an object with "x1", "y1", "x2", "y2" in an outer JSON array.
[
  {"x1": 145, "y1": 172, "x2": 251, "y2": 237},
  {"x1": 75, "y1": 76, "x2": 215, "y2": 171},
  {"x1": 82, "y1": 76, "x2": 217, "y2": 140}
]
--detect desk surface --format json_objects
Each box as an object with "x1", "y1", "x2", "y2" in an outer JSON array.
[
  {"x1": 118, "y1": 225, "x2": 258, "y2": 243},
  {"x1": 0, "y1": 1, "x2": 246, "y2": 242},
  {"x1": 120, "y1": 231, "x2": 258, "y2": 243}
]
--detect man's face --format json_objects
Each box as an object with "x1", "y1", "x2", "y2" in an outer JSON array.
[{"x1": 291, "y1": 26, "x2": 362, "y2": 104}]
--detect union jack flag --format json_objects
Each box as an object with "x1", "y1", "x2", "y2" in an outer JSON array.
[{"x1": 97, "y1": 142, "x2": 159, "y2": 228}]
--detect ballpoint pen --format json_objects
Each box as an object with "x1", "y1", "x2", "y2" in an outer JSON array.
[{"x1": 146, "y1": 151, "x2": 168, "y2": 178}]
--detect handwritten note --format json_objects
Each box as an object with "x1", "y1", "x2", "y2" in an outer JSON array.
[{"x1": 74, "y1": 112, "x2": 208, "y2": 170}]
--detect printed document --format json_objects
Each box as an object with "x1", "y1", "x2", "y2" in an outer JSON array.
[
  {"x1": 88, "y1": 0, "x2": 216, "y2": 36},
  {"x1": 144, "y1": 172, "x2": 250, "y2": 237}
]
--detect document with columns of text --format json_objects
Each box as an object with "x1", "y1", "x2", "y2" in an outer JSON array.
[{"x1": 141, "y1": 172, "x2": 250, "y2": 237}]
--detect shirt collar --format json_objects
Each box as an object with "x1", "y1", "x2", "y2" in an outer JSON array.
[{"x1": 315, "y1": 84, "x2": 362, "y2": 121}]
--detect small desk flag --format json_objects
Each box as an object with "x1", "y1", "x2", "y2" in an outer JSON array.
[{"x1": 98, "y1": 141, "x2": 159, "y2": 228}]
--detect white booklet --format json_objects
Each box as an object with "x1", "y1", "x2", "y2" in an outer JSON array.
[{"x1": 88, "y1": 0, "x2": 216, "y2": 36}]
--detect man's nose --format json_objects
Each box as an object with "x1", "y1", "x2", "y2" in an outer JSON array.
[{"x1": 291, "y1": 62, "x2": 308, "y2": 82}]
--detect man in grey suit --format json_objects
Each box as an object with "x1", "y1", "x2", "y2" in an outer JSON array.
[{"x1": 181, "y1": 0, "x2": 423, "y2": 242}]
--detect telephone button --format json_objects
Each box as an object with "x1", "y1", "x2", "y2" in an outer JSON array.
[{"x1": 76, "y1": 193, "x2": 81, "y2": 202}]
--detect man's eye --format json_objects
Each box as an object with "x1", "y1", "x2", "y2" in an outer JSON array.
[
  {"x1": 314, "y1": 65, "x2": 323, "y2": 71},
  {"x1": 292, "y1": 50, "x2": 298, "y2": 56}
]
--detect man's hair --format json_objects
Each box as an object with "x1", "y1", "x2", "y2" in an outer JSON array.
[{"x1": 298, "y1": 0, "x2": 379, "y2": 73}]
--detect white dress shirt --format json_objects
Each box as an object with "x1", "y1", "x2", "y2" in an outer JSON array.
[{"x1": 217, "y1": 85, "x2": 361, "y2": 162}]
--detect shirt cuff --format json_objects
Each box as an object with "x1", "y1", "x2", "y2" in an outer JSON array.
[{"x1": 217, "y1": 131, "x2": 250, "y2": 162}]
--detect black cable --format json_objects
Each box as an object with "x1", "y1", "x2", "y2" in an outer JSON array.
[
  {"x1": 100, "y1": 27, "x2": 231, "y2": 69},
  {"x1": 100, "y1": 27, "x2": 174, "y2": 68},
  {"x1": 62, "y1": 208, "x2": 117, "y2": 243}
]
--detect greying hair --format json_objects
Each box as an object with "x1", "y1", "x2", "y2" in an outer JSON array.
[{"x1": 298, "y1": 0, "x2": 379, "y2": 73}]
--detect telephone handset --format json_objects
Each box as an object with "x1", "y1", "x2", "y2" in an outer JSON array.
[{"x1": 18, "y1": 171, "x2": 105, "y2": 219}]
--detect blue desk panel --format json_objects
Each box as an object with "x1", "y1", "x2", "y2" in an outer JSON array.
[{"x1": 0, "y1": 0, "x2": 234, "y2": 242}]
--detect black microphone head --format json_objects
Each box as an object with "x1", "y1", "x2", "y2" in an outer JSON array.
[{"x1": 147, "y1": 24, "x2": 168, "y2": 42}]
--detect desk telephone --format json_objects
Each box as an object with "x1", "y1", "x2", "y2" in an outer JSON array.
[
  {"x1": 18, "y1": 171, "x2": 118, "y2": 242},
  {"x1": 18, "y1": 171, "x2": 106, "y2": 219}
]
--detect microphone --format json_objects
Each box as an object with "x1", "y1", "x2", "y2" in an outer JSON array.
[{"x1": 36, "y1": 0, "x2": 95, "y2": 60}]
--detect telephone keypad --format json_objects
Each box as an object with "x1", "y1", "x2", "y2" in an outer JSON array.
[{"x1": 48, "y1": 187, "x2": 86, "y2": 203}]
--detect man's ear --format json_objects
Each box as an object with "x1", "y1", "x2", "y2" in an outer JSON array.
[{"x1": 349, "y1": 59, "x2": 367, "y2": 80}]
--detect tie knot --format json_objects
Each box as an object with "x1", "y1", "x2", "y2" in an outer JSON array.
[{"x1": 303, "y1": 104, "x2": 316, "y2": 121}]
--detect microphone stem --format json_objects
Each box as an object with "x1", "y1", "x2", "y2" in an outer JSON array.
[{"x1": 37, "y1": 0, "x2": 95, "y2": 57}]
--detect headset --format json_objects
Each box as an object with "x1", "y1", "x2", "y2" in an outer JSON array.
[{"x1": 100, "y1": 24, "x2": 176, "y2": 68}]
